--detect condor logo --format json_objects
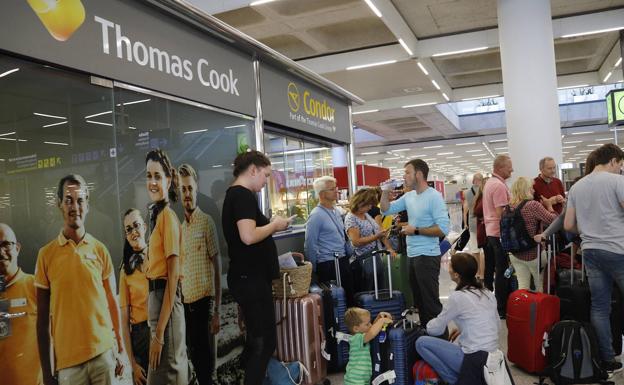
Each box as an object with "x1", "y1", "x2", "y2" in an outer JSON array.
[
  {"x1": 27, "y1": 0, "x2": 86, "y2": 41},
  {"x1": 288, "y1": 82, "x2": 336, "y2": 124}
]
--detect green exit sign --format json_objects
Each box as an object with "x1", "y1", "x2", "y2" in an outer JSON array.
[{"x1": 606, "y1": 88, "x2": 624, "y2": 126}]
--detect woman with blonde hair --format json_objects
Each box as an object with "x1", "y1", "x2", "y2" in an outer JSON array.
[{"x1": 508, "y1": 177, "x2": 558, "y2": 291}]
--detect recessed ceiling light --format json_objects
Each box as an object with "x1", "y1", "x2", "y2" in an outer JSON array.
[
  {"x1": 423, "y1": 145, "x2": 443, "y2": 149},
  {"x1": 432, "y1": 46, "x2": 488, "y2": 57},
  {"x1": 561, "y1": 26, "x2": 624, "y2": 39},
  {"x1": 431, "y1": 80, "x2": 441, "y2": 90},
  {"x1": 352, "y1": 109, "x2": 379, "y2": 115},
  {"x1": 571, "y1": 131, "x2": 594, "y2": 135},
  {"x1": 417, "y1": 62, "x2": 429, "y2": 75},
  {"x1": 442, "y1": 93, "x2": 450, "y2": 102},
  {"x1": 466, "y1": 149, "x2": 483, "y2": 153},
  {"x1": 437, "y1": 152, "x2": 454, "y2": 155},
  {"x1": 615, "y1": 57, "x2": 622, "y2": 67},
  {"x1": 402, "y1": 102, "x2": 437, "y2": 108},
  {"x1": 346, "y1": 60, "x2": 396, "y2": 71},
  {"x1": 398, "y1": 38, "x2": 413, "y2": 56},
  {"x1": 361, "y1": 151, "x2": 379, "y2": 155},
  {"x1": 604, "y1": 71, "x2": 613, "y2": 83},
  {"x1": 456, "y1": 142, "x2": 476, "y2": 146}
]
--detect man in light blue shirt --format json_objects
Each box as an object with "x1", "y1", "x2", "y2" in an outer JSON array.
[
  {"x1": 305, "y1": 176, "x2": 355, "y2": 305},
  {"x1": 381, "y1": 159, "x2": 450, "y2": 326}
]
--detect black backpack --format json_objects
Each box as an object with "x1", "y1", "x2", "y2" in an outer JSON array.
[
  {"x1": 545, "y1": 320, "x2": 608, "y2": 384},
  {"x1": 500, "y1": 200, "x2": 535, "y2": 253}
]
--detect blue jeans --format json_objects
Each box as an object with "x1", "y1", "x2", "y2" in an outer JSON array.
[
  {"x1": 583, "y1": 248, "x2": 624, "y2": 362},
  {"x1": 415, "y1": 336, "x2": 464, "y2": 384}
]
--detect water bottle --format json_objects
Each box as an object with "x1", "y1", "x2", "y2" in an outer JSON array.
[
  {"x1": 504, "y1": 264, "x2": 514, "y2": 279},
  {"x1": 378, "y1": 324, "x2": 388, "y2": 343}
]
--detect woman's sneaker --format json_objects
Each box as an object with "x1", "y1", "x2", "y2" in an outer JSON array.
[{"x1": 602, "y1": 360, "x2": 623, "y2": 377}]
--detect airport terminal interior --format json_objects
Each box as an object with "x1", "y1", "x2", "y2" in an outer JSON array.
[{"x1": 2, "y1": 1, "x2": 624, "y2": 385}]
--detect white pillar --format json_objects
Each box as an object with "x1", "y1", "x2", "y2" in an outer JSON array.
[{"x1": 497, "y1": 0, "x2": 562, "y2": 180}]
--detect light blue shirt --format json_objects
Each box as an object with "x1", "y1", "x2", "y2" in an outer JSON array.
[
  {"x1": 305, "y1": 205, "x2": 347, "y2": 271},
  {"x1": 383, "y1": 187, "x2": 450, "y2": 257}
]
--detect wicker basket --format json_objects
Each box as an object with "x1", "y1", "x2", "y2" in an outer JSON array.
[{"x1": 272, "y1": 261, "x2": 312, "y2": 298}]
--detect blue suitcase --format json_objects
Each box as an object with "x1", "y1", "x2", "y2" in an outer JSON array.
[
  {"x1": 310, "y1": 280, "x2": 349, "y2": 371},
  {"x1": 355, "y1": 250, "x2": 406, "y2": 321},
  {"x1": 370, "y1": 314, "x2": 426, "y2": 385}
]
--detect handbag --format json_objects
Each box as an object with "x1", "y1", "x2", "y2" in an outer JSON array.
[
  {"x1": 263, "y1": 357, "x2": 309, "y2": 385},
  {"x1": 483, "y1": 350, "x2": 515, "y2": 385}
]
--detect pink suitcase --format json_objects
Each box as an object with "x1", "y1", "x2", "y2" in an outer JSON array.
[{"x1": 274, "y1": 293, "x2": 327, "y2": 385}]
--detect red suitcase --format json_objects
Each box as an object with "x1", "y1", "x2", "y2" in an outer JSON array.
[
  {"x1": 506, "y1": 241, "x2": 560, "y2": 373},
  {"x1": 274, "y1": 293, "x2": 327, "y2": 385}
]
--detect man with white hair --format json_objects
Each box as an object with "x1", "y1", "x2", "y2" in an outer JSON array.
[{"x1": 305, "y1": 176, "x2": 355, "y2": 305}]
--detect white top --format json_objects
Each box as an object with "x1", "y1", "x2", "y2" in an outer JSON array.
[{"x1": 426, "y1": 288, "x2": 499, "y2": 354}]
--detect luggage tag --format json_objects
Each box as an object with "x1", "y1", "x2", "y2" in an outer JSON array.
[{"x1": 0, "y1": 299, "x2": 11, "y2": 339}]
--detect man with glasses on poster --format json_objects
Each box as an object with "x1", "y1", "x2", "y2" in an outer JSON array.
[
  {"x1": 0, "y1": 223, "x2": 41, "y2": 385},
  {"x1": 35, "y1": 175, "x2": 123, "y2": 385}
]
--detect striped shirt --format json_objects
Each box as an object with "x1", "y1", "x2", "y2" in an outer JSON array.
[{"x1": 344, "y1": 333, "x2": 371, "y2": 385}]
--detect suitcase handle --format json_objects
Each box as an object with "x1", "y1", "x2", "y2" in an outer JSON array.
[
  {"x1": 371, "y1": 250, "x2": 393, "y2": 300},
  {"x1": 333, "y1": 252, "x2": 342, "y2": 288}
]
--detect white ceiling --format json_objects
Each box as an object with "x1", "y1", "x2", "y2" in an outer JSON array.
[{"x1": 194, "y1": 0, "x2": 624, "y2": 177}]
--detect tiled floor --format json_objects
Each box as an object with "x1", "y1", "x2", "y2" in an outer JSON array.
[{"x1": 325, "y1": 250, "x2": 624, "y2": 385}]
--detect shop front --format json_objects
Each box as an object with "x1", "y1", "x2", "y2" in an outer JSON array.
[{"x1": 0, "y1": 1, "x2": 360, "y2": 384}]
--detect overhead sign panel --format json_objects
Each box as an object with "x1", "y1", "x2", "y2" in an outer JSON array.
[
  {"x1": 260, "y1": 64, "x2": 351, "y2": 143},
  {"x1": 2, "y1": 0, "x2": 256, "y2": 116}
]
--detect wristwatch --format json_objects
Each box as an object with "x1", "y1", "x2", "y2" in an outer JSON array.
[{"x1": 414, "y1": 227, "x2": 420, "y2": 235}]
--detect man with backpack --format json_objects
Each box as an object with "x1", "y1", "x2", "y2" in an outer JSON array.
[
  {"x1": 483, "y1": 155, "x2": 513, "y2": 318},
  {"x1": 564, "y1": 143, "x2": 624, "y2": 376}
]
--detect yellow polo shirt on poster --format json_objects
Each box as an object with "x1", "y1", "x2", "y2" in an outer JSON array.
[
  {"x1": 181, "y1": 208, "x2": 219, "y2": 303},
  {"x1": 119, "y1": 268, "x2": 148, "y2": 325},
  {"x1": 34, "y1": 232, "x2": 114, "y2": 371},
  {"x1": 147, "y1": 206, "x2": 183, "y2": 280},
  {"x1": 0, "y1": 269, "x2": 42, "y2": 385}
]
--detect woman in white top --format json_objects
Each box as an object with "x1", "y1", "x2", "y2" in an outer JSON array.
[{"x1": 415, "y1": 252, "x2": 500, "y2": 384}]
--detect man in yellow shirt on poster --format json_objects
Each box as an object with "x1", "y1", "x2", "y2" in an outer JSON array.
[
  {"x1": 0, "y1": 223, "x2": 41, "y2": 385},
  {"x1": 35, "y1": 174, "x2": 123, "y2": 385}
]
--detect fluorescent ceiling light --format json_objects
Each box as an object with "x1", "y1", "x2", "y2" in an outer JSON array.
[
  {"x1": 116, "y1": 98, "x2": 151, "y2": 106},
  {"x1": 587, "y1": 144, "x2": 602, "y2": 147},
  {"x1": 437, "y1": 152, "x2": 453, "y2": 155},
  {"x1": 402, "y1": 102, "x2": 436, "y2": 108},
  {"x1": 0, "y1": 68, "x2": 19, "y2": 78},
  {"x1": 456, "y1": 142, "x2": 476, "y2": 146},
  {"x1": 472, "y1": 154, "x2": 486, "y2": 157},
  {"x1": 0, "y1": 131, "x2": 16, "y2": 137},
  {"x1": 432, "y1": 46, "x2": 488, "y2": 57},
  {"x1": 43, "y1": 121, "x2": 67, "y2": 128},
  {"x1": 412, "y1": 154, "x2": 426, "y2": 157},
  {"x1": 457, "y1": 160, "x2": 469, "y2": 163},
  {"x1": 43, "y1": 141, "x2": 69, "y2": 146},
  {"x1": 604, "y1": 71, "x2": 613, "y2": 83},
  {"x1": 562, "y1": 146, "x2": 577, "y2": 149},
  {"x1": 212, "y1": 164, "x2": 222, "y2": 168},
  {"x1": 86, "y1": 120, "x2": 113, "y2": 127},
  {"x1": 224, "y1": 124, "x2": 246, "y2": 129},
  {"x1": 563, "y1": 140, "x2": 582, "y2": 144},
  {"x1": 423, "y1": 145, "x2": 442, "y2": 149},
  {"x1": 361, "y1": 151, "x2": 379, "y2": 155},
  {"x1": 466, "y1": 149, "x2": 483, "y2": 153},
  {"x1": 561, "y1": 26, "x2": 624, "y2": 38},
  {"x1": 346, "y1": 60, "x2": 396, "y2": 71},
  {"x1": 417, "y1": 62, "x2": 429, "y2": 75},
  {"x1": 398, "y1": 39, "x2": 413, "y2": 56},
  {"x1": 184, "y1": 129, "x2": 208, "y2": 134},
  {"x1": 250, "y1": 0, "x2": 277, "y2": 5},
  {"x1": 461, "y1": 95, "x2": 500, "y2": 101},
  {"x1": 595, "y1": 138, "x2": 612, "y2": 141},
  {"x1": 385, "y1": 157, "x2": 401, "y2": 160},
  {"x1": 128, "y1": 126, "x2": 137, "y2": 130},
  {"x1": 489, "y1": 139, "x2": 506, "y2": 143},
  {"x1": 84, "y1": 111, "x2": 112, "y2": 119},
  {"x1": 442, "y1": 93, "x2": 450, "y2": 102},
  {"x1": 571, "y1": 131, "x2": 593, "y2": 135},
  {"x1": 431, "y1": 80, "x2": 440, "y2": 90},
  {"x1": 494, "y1": 147, "x2": 508, "y2": 150},
  {"x1": 392, "y1": 148, "x2": 410, "y2": 152},
  {"x1": 616, "y1": 57, "x2": 623, "y2": 67},
  {"x1": 352, "y1": 109, "x2": 379, "y2": 115},
  {"x1": 423, "y1": 158, "x2": 437, "y2": 161},
  {"x1": 34, "y1": 112, "x2": 66, "y2": 120},
  {"x1": 363, "y1": 0, "x2": 382, "y2": 17},
  {"x1": 356, "y1": 160, "x2": 366, "y2": 163},
  {"x1": 0, "y1": 137, "x2": 27, "y2": 142},
  {"x1": 557, "y1": 84, "x2": 589, "y2": 90},
  {"x1": 446, "y1": 156, "x2": 461, "y2": 159}
]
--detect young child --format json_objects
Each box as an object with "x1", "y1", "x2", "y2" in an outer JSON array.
[{"x1": 344, "y1": 308, "x2": 394, "y2": 385}]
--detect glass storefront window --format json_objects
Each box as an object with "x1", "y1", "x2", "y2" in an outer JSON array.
[
  {"x1": 0, "y1": 53, "x2": 254, "y2": 274},
  {"x1": 264, "y1": 131, "x2": 335, "y2": 225}
]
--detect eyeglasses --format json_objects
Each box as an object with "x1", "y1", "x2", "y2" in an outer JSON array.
[
  {"x1": 321, "y1": 186, "x2": 339, "y2": 192},
  {"x1": 0, "y1": 241, "x2": 16, "y2": 251},
  {"x1": 124, "y1": 222, "x2": 143, "y2": 235}
]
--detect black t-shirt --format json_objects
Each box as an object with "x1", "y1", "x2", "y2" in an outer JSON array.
[
  {"x1": 222, "y1": 185, "x2": 279, "y2": 282},
  {"x1": 368, "y1": 206, "x2": 381, "y2": 219}
]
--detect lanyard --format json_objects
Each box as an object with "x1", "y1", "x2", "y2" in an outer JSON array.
[{"x1": 319, "y1": 205, "x2": 346, "y2": 242}]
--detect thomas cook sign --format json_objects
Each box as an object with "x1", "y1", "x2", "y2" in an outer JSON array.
[
  {"x1": 262, "y1": 64, "x2": 350, "y2": 143},
  {"x1": 2, "y1": 0, "x2": 256, "y2": 116}
]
